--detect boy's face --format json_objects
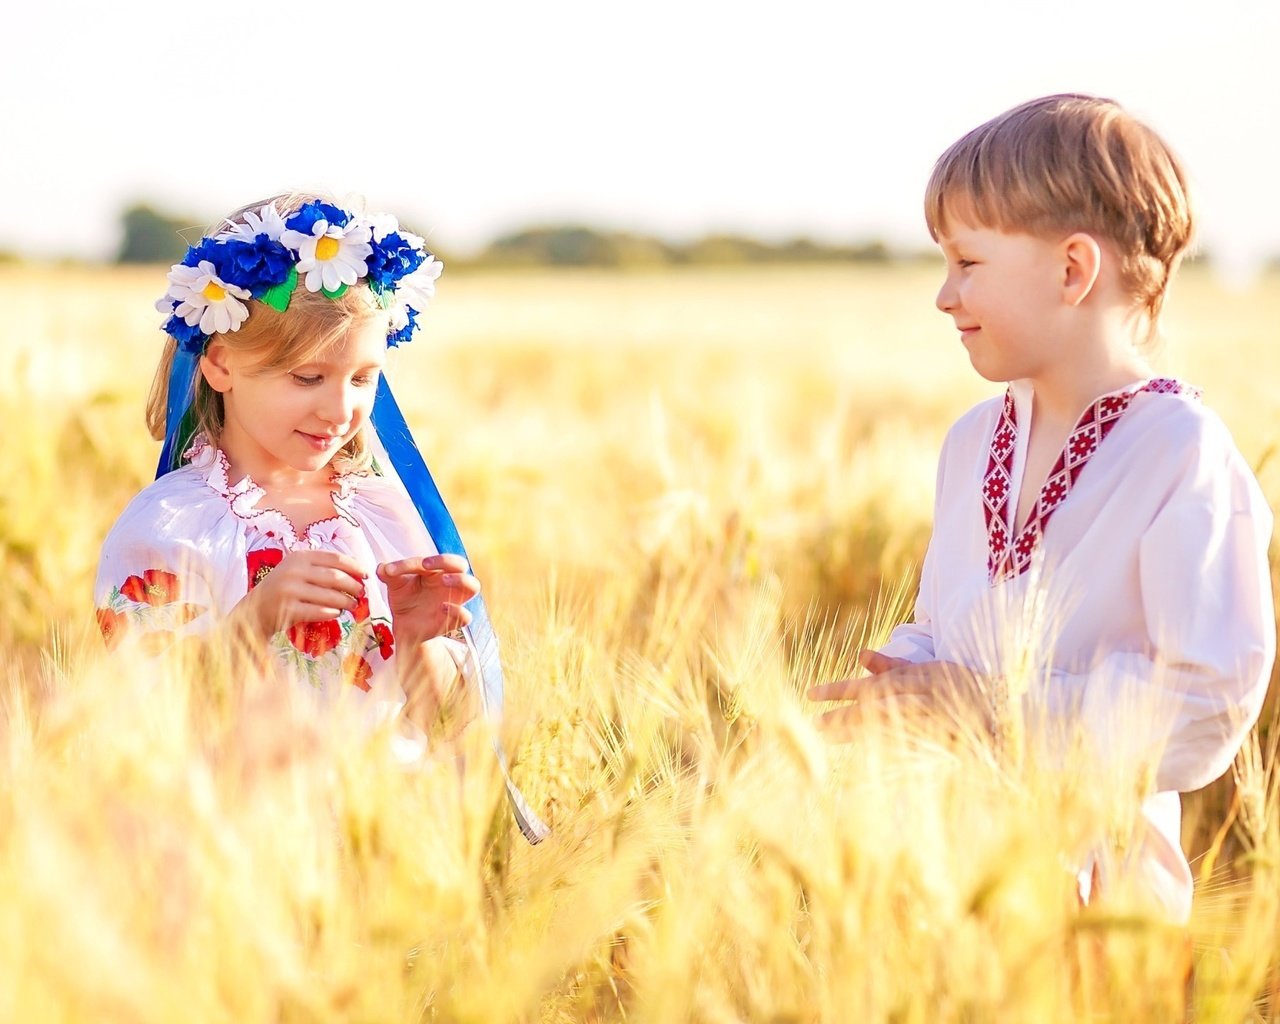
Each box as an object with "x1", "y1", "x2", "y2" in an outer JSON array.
[
  {"x1": 934, "y1": 219, "x2": 1068, "y2": 384},
  {"x1": 202, "y1": 317, "x2": 387, "y2": 483}
]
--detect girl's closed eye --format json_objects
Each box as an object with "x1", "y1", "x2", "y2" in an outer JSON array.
[{"x1": 291, "y1": 373, "x2": 322, "y2": 386}]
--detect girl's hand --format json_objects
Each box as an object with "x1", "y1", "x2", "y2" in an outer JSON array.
[
  {"x1": 401, "y1": 637, "x2": 481, "y2": 743},
  {"x1": 808, "y1": 649, "x2": 989, "y2": 742},
  {"x1": 233, "y1": 550, "x2": 367, "y2": 639},
  {"x1": 377, "y1": 554, "x2": 481, "y2": 648}
]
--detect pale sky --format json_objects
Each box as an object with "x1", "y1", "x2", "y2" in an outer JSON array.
[{"x1": 5, "y1": 0, "x2": 1278, "y2": 277}]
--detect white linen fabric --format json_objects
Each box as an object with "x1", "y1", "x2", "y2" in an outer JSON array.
[
  {"x1": 880, "y1": 379, "x2": 1275, "y2": 921},
  {"x1": 95, "y1": 437, "x2": 467, "y2": 760}
]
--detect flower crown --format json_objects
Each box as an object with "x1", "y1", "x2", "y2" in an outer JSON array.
[{"x1": 155, "y1": 199, "x2": 443, "y2": 354}]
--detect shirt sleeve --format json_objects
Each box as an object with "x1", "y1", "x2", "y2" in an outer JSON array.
[
  {"x1": 94, "y1": 492, "x2": 219, "y2": 654},
  {"x1": 1035, "y1": 430, "x2": 1275, "y2": 794},
  {"x1": 878, "y1": 422, "x2": 957, "y2": 663}
]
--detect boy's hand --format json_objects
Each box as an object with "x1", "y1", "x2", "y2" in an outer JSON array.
[
  {"x1": 235, "y1": 550, "x2": 367, "y2": 638},
  {"x1": 808, "y1": 649, "x2": 988, "y2": 742},
  {"x1": 377, "y1": 554, "x2": 481, "y2": 648}
]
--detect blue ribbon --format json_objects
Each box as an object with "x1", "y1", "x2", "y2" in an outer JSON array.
[
  {"x1": 156, "y1": 346, "x2": 200, "y2": 478},
  {"x1": 370, "y1": 377, "x2": 549, "y2": 843}
]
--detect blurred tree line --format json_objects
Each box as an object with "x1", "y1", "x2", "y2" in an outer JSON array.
[
  {"x1": 476, "y1": 225, "x2": 902, "y2": 267},
  {"x1": 111, "y1": 202, "x2": 920, "y2": 268}
]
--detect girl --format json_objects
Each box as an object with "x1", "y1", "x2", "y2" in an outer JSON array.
[
  {"x1": 809, "y1": 95, "x2": 1274, "y2": 921},
  {"x1": 96, "y1": 193, "x2": 547, "y2": 841}
]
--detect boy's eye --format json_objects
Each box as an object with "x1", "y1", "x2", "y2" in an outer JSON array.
[
  {"x1": 291, "y1": 373, "x2": 321, "y2": 386},
  {"x1": 956, "y1": 258, "x2": 976, "y2": 269},
  {"x1": 352, "y1": 373, "x2": 379, "y2": 388}
]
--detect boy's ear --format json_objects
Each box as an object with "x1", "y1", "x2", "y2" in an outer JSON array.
[
  {"x1": 199, "y1": 341, "x2": 235, "y2": 394},
  {"x1": 1060, "y1": 233, "x2": 1103, "y2": 306}
]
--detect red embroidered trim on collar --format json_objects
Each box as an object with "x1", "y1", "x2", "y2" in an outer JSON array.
[{"x1": 983, "y1": 378, "x2": 1201, "y2": 584}]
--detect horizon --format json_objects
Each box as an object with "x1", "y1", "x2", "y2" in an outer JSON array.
[{"x1": 4, "y1": 1, "x2": 1278, "y2": 285}]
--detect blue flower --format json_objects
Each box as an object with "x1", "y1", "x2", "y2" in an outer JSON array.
[
  {"x1": 217, "y1": 236, "x2": 295, "y2": 297},
  {"x1": 387, "y1": 305, "x2": 419, "y2": 347},
  {"x1": 165, "y1": 314, "x2": 209, "y2": 353},
  {"x1": 180, "y1": 237, "x2": 222, "y2": 268},
  {"x1": 285, "y1": 201, "x2": 350, "y2": 237},
  {"x1": 365, "y1": 232, "x2": 427, "y2": 291}
]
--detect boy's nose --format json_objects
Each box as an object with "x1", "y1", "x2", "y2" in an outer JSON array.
[{"x1": 935, "y1": 278, "x2": 957, "y2": 313}]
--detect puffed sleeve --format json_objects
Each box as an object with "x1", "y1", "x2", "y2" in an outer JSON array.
[
  {"x1": 94, "y1": 481, "x2": 221, "y2": 653},
  {"x1": 1036, "y1": 416, "x2": 1275, "y2": 794},
  {"x1": 345, "y1": 474, "x2": 487, "y2": 708}
]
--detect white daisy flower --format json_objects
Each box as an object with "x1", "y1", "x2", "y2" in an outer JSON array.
[
  {"x1": 214, "y1": 202, "x2": 287, "y2": 243},
  {"x1": 164, "y1": 261, "x2": 251, "y2": 334},
  {"x1": 281, "y1": 218, "x2": 373, "y2": 293},
  {"x1": 388, "y1": 300, "x2": 412, "y2": 333},
  {"x1": 395, "y1": 254, "x2": 444, "y2": 309},
  {"x1": 363, "y1": 212, "x2": 399, "y2": 243},
  {"x1": 363, "y1": 211, "x2": 426, "y2": 252}
]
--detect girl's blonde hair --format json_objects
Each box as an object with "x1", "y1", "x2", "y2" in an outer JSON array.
[
  {"x1": 145, "y1": 192, "x2": 389, "y2": 470},
  {"x1": 924, "y1": 94, "x2": 1194, "y2": 326}
]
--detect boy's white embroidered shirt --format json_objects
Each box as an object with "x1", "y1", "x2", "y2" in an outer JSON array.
[{"x1": 880, "y1": 379, "x2": 1275, "y2": 922}]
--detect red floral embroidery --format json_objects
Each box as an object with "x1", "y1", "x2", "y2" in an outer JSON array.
[
  {"x1": 342, "y1": 653, "x2": 374, "y2": 692},
  {"x1": 287, "y1": 619, "x2": 343, "y2": 658},
  {"x1": 983, "y1": 378, "x2": 1200, "y2": 584},
  {"x1": 120, "y1": 569, "x2": 181, "y2": 606},
  {"x1": 97, "y1": 607, "x2": 127, "y2": 649},
  {"x1": 247, "y1": 547, "x2": 286, "y2": 589},
  {"x1": 372, "y1": 622, "x2": 395, "y2": 660},
  {"x1": 352, "y1": 589, "x2": 371, "y2": 623}
]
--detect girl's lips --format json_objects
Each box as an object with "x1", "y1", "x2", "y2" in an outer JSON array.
[{"x1": 298, "y1": 431, "x2": 342, "y2": 450}]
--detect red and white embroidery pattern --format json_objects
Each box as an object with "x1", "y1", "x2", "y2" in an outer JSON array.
[{"x1": 983, "y1": 378, "x2": 1201, "y2": 584}]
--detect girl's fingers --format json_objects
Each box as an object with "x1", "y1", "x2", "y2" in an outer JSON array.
[
  {"x1": 378, "y1": 554, "x2": 471, "y2": 579},
  {"x1": 295, "y1": 586, "x2": 357, "y2": 617},
  {"x1": 283, "y1": 599, "x2": 349, "y2": 622},
  {"x1": 420, "y1": 554, "x2": 471, "y2": 574},
  {"x1": 446, "y1": 604, "x2": 474, "y2": 628},
  {"x1": 298, "y1": 549, "x2": 368, "y2": 581},
  {"x1": 438, "y1": 574, "x2": 482, "y2": 598},
  {"x1": 307, "y1": 567, "x2": 366, "y2": 600}
]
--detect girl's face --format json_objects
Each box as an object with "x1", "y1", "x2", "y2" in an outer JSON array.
[{"x1": 202, "y1": 318, "x2": 387, "y2": 484}]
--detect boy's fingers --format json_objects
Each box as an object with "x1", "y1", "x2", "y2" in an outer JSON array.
[
  {"x1": 810, "y1": 671, "x2": 936, "y2": 703},
  {"x1": 807, "y1": 679, "x2": 860, "y2": 703},
  {"x1": 858, "y1": 649, "x2": 907, "y2": 674}
]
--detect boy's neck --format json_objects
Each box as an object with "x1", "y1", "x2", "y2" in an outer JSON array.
[{"x1": 1026, "y1": 313, "x2": 1154, "y2": 426}]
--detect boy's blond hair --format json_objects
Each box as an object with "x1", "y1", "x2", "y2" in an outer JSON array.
[
  {"x1": 145, "y1": 192, "x2": 388, "y2": 470},
  {"x1": 924, "y1": 93, "x2": 1194, "y2": 324}
]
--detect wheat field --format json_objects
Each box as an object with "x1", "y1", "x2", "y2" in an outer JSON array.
[{"x1": 1, "y1": 262, "x2": 1278, "y2": 1022}]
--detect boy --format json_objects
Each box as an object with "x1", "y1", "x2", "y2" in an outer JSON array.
[{"x1": 810, "y1": 94, "x2": 1274, "y2": 921}]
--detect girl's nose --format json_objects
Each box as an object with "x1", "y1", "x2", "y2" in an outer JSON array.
[{"x1": 320, "y1": 383, "x2": 356, "y2": 424}]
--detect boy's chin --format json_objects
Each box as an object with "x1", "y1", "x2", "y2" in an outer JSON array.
[{"x1": 967, "y1": 356, "x2": 1013, "y2": 385}]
